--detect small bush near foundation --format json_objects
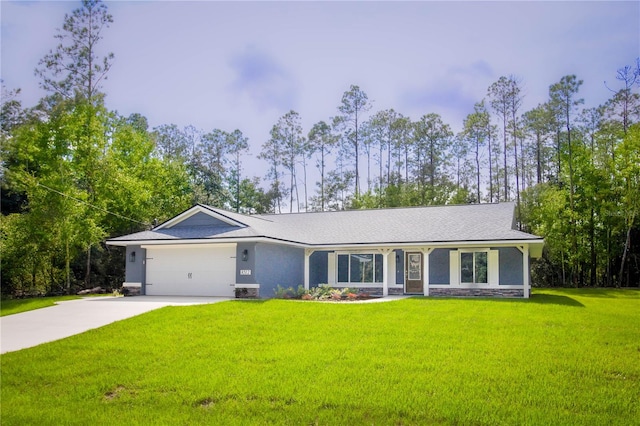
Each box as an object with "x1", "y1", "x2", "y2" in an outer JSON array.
[
  {"x1": 274, "y1": 285, "x2": 371, "y2": 301},
  {"x1": 274, "y1": 285, "x2": 306, "y2": 299}
]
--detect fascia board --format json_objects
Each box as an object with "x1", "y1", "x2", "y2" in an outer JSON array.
[
  {"x1": 107, "y1": 236, "x2": 308, "y2": 249},
  {"x1": 107, "y1": 237, "x2": 544, "y2": 251},
  {"x1": 306, "y1": 239, "x2": 545, "y2": 251}
]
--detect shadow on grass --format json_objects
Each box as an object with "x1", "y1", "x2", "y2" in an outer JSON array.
[
  {"x1": 410, "y1": 294, "x2": 585, "y2": 307},
  {"x1": 559, "y1": 288, "x2": 640, "y2": 298},
  {"x1": 526, "y1": 294, "x2": 585, "y2": 307}
]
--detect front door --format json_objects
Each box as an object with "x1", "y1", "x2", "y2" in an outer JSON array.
[{"x1": 405, "y1": 252, "x2": 423, "y2": 294}]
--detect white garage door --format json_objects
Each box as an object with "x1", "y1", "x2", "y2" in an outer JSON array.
[{"x1": 145, "y1": 244, "x2": 236, "y2": 296}]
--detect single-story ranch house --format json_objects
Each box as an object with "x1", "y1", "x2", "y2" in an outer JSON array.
[{"x1": 106, "y1": 202, "x2": 544, "y2": 298}]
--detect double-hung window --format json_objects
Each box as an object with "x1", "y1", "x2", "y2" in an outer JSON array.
[
  {"x1": 460, "y1": 251, "x2": 488, "y2": 284},
  {"x1": 337, "y1": 253, "x2": 383, "y2": 284}
]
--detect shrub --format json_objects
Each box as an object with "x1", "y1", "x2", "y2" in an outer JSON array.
[
  {"x1": 274, "y1": 285, "x2": 306, "y2": 299},
  {"x1": 274, "y1": 285, "x2": 373, "y2": 301},
  {"x1": 330, "y1": 289, "x2": 343, "y2": 300}
]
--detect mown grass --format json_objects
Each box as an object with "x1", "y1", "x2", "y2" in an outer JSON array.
[
  {"x1": 0, "y1": 295, "x2": 82, "y2": 317},
  {"x1": 1, "y1": 289, "x2": 639, "y2": 425}
]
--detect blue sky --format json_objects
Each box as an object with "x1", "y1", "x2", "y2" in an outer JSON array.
[{"x1": 2, "y1": 1, "x2": 639, "y2": 180}]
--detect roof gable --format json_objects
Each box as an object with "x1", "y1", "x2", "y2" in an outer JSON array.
[{"x1": 155, "y1": 205, "x2": 247, "y2": 230}]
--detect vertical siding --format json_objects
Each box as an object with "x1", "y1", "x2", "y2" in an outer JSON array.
[
  {"x1": 235, "y1": 242, "x2": 256, "y2": 284},
  {"x1": 309, "y1": 251, "x2": 328, "y2": 286},
  {"x1": 255, "y1": 243, "x2": 304, "y2": 297},
  {"x1": 429, "y1": 248, "x2": 452, "y2": 284},
  {"x1": 172, "y1": 212, "x2": 234, "y2": 228},
  {"x1": 498, "y1": 247, "x2": 523, "y2": 285}
]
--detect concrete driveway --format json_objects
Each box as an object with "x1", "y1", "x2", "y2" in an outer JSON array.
[{"x1": 0, "y1": 296, "x2": 231, "y2": 354}]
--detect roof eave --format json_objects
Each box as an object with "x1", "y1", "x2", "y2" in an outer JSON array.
[
  {"x1": 107, "y1": 236, "x2": 544, "y2": 252},
  {"x1": 307, "y1": 238, "x2": 544, "y2": 250}
]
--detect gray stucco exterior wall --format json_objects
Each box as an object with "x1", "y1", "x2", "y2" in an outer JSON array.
[
  {"x1": 125, "y1": 245, "x2": 146, "y2": 283},
  {"x1": 235, "y1": 242, "x2": 256, "y2": 284},
  {"x1": 255, "y1": 243, "x2": 304, "y2": 297},
  {"x1": 429, "y1": 248, "x2": 452, "y2": 284},
  {"x1": 498, "y1": 247, "x2": 523, "y2": 285}
]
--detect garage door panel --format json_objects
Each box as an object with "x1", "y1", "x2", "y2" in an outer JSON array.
[{"x1": 146, "y1": 245, "x2": 236, "y2": 296}]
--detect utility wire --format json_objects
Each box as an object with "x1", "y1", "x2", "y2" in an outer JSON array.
[{"x1": 36, "y1": 182, "x2": 150, "y2": 227}]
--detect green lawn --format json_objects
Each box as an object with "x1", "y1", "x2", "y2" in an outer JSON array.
[
  {"x1": 1, "y1": 289, "x2": 638, "y2": 425},
  {"x1": 0, "y1": 295, "x2": 82, "y2": 316}
]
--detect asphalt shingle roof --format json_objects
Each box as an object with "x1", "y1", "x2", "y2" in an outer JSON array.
[{"x1": 108, "y1": 202, "x2": 542, "y2": 246}]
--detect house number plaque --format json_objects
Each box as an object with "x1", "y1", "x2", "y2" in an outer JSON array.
[{"x1": 240, "y1": 269, "x2": 252, "y2": 276}]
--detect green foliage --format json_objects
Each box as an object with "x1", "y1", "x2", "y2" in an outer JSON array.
[
  {"x1": 0, "y1": 99, "x2": 192, "y2": 296},
  {"x1": 274, "y1": 285, "x2": 368, "y2": 301},
  {"x1": 1, "y1": 290, "x2": 638, "y2": 424},
  {"x1": 4, "y1": 0, "x2": 638, "y2": 299},
  {"x1": 273, "y1": 285, "x2": 305, "y2": 299}
]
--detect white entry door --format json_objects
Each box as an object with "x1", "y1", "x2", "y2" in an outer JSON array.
[{"x1": 145, "y1": 244, "x2": 236, "y2": 296}]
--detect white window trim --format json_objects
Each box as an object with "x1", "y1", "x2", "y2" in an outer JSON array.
[
  {"x1": 447, "y1": 248, "x2": 507, "y2": 288},
  {"x1": 459, "y1": 248, "x2": 490, "y2": 285},
  {"x1": 335, "y1": 251, "x2": 384, "y2": 286}
]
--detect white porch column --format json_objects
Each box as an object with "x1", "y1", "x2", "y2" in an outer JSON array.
[
  {"x1": 379, "y1": 249, "x2": 393, "y2": 297},
  {"x1": 523, "y1": 245, "x2": 530, "y2": 298},
  {"x1": 422, "y1": 248, "x2": 433, "y2": 296},
  {"x1": 304, "y1": 249, "x2": 314, "y2": 291}
]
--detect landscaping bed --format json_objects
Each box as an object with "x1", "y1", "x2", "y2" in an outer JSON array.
[{"x1": 274, "y1": 285, "x2": 377, "y2": 301}]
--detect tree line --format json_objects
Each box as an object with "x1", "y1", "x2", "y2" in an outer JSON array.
[{"x1": 1, "y1": 1, "x2": 638, "y2": 296}]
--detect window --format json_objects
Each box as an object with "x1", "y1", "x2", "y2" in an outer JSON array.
[
  {"x1": 460, "y1": 251, "x2": 488, "y2": 284},
  {"x1": 337, "y1": 253, "x2": 383, "y2": 284}
]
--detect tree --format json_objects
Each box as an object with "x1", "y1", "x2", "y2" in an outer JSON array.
[
  {"x1": 268, "y1": 111, "x2": 304, "y2": 213},
  {"x1": 393, "y1": 116, "x2": 413, "y2": 183},
  {"x1": 461, "y1": 101, "x2": 490, "y2": 203},
  {"x1": 1, "y1": 83, "x2": 28, "y2": 214},
  {"x1": 35, "y1": 0, "x2": 114, "y2": 103},
  {"x1": 227, "y1": 176, "x2": 272, "y2": 215},
  {"x1": 152, "y1": 124, "x2": 192, "y2": 161},
  {"x1": 1, "y1": 98, "x2": 193, "y2": 296},
  {"x1": 507, "y1": 76, "x2": 524, "y2": 224},
  {"x1": 0, "y1": 84, "x2": 26, "y2": 136},
  {"x1": 318, "y1": 169, "x2": 354, "y2": 211},
  {"x1": 604, "y1": 60, "x2": 640, "y2": 135},
  {"x1": 226, "y1": 130, "x2": 249, "y2": 212},
  {"x1": 488, "y1": 76, "x2": 514, "y2": 201},
  {"x1": 307, "y1": 121, "x2": 337, "y2": 211},
  {"x1": 3, "y1": 100, "x2": 105, "y2": 293},
  {"x1": 413, "y1": 113, "x2": 453, "y2": 204},
  {"x1": 197, "y1": 129, "x2": 229, "y2": 207},
  {"x1": 363, "y1": 109, "x2": 399, "y2": 191},
  {"x1": 332, "y1": 85, "x2": 371, "y2": 197},
  {"x1": 615, "y1": 124, "x2": 640, "y2": 286},
  {"x1": 549, "y1": 75, "x2": 584, "y2": 281},
  {"x1": 522, "y1": 103, "x2": 554, "y2": 184},
  {"x1": 578, "y1": 107, "x2": 604, "y2": 286},
  {"x1": 259, "y1": 123, "x2": 288, "y2": 214}
]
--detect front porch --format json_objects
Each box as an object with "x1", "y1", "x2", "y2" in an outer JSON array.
[{"x1": 303, "y1": 245, "x2": 533, "y2": 298}]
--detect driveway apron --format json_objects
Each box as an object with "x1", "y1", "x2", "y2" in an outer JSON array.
[{"x1": 0, "y1": 296, "x2": 231, "y2": 354}]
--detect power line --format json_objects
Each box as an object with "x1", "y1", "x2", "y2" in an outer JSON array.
[{"x1": 36, "y1": 182, "x2": 150, "y2": 227}]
